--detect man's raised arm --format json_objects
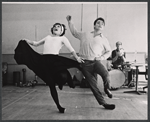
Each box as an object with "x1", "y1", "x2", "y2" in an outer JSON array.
[{"x1": 66, "y1": 15, "x2": 83, "y2": 40}]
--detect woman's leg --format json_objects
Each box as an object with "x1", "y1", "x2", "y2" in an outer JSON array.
[
  {"x1": 54, "y1": 69, "x2": 75, "y2": 90},
  {"x1": 61, "y1": 69, "x2": 75, "y2": 88},
  {"x1": 42, "y1": 71, "x2": 65, "y2": 113},
  {"x1": 48, "y1": 82, "x2": 66, "y2": 113},
  {"x1": 36, "y1": 72, "x2": 66, "y2": 113}
]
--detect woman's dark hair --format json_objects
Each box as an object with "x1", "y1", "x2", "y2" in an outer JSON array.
[
  {"x1": 51, "y1": 23, "x2": 66, "y2": 36},
  {"x1": 94, "y1": 17, "x2": 105, "y2": 26}
]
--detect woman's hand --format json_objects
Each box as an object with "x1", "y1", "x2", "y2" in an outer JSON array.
[
  {"x1": 76, "y1": 57, "x2": 85, "y2": 63},
  {"x1": 22, "y1": 38, "x2": 29, "y2": 43},
  {"x1": 22, "y1": 38, "x2": 34, "y2": 45}
]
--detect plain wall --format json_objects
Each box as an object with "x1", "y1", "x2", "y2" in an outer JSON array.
[
  {"x1": 2, "y1": 2, "x2": 147, "y2": 54},
  {"x1": 2, "y1": 2, "x2": 147, "y2": 85}
]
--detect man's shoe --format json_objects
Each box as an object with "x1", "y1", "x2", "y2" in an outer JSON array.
[
  {"x1": 103, "y1": 103, "x2": 115, "y2": 110},
  {"x1": 104, "y1": 88, "x2": 113, "y2": 98}
]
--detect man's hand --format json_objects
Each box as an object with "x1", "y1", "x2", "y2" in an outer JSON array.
[
  {"x1": 95, "y1": 56, "x2": 105, "y2": 60},
  {"x1": 117, "y1": 49, "x2": 124, "y2": 56},
  {"x1": 66, "y1": 15, "x2": 72, "y2": 22},
  {"x1": 117, "y1": 52, "x2": 123, "y2": 56}
]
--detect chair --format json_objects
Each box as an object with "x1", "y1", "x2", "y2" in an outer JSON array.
[
  {"x1": 143, "y1": 65, "x2": 148, "y2": 91},
  {"x1": 2, "y1": 62, "x2": 8, "y2": 86}
]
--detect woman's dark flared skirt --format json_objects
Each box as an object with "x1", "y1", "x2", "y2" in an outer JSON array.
[{"x1": 14, "y1": 40, "x2": 81, "y2": 86}]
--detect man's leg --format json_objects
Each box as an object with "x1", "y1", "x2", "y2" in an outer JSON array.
[
  {"x1": 94, "y1": 61, "x2": 113, "y2": 98},
  {"x1": 81, "y1": 66, "x2": 107, "y2": 105},
  {"x1": 81, "y1": 62, "x2": 115, "y2": 110}
]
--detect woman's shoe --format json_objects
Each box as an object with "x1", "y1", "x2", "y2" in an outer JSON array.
[{"x1": 58, "y1": 106, "x2": 66, "y2": 113}]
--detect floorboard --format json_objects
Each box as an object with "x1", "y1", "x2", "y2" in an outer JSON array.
[{"x1": 2, "y1": 80, "x2": 148, "y2": 120}]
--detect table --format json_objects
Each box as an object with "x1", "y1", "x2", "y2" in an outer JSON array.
[{"x1": 124, "y1": 63, "x2": 147, "y2": 95}]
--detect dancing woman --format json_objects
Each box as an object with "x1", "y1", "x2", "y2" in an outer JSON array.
[{"x1": 14, "y1": 23, "x2": 84, "y2": 113}]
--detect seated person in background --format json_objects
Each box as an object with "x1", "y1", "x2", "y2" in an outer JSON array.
[
  {"x1": 111, "y1": 41, "x2": 133, "y2": 87},
  {"x1": 111, "y1": 41, "x2": 126, "y2": 70}
]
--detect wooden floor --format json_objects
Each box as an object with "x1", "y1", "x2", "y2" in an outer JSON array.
[{"x1": 2, "y1": 81, "x2": 148, "y2": 120}]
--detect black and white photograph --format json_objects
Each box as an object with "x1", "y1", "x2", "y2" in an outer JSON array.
[{"x1": 2, "y1": 2, "x2": 148, "y2": 120}]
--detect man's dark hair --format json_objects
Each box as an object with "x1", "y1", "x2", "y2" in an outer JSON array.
[
  {"x1": 94, "y1": 17, "x2": 105, "y2": 26},
  {"x1": 51, "y1": 23, "x2": 66, "y2": 36}
]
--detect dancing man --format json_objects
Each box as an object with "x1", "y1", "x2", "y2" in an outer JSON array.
[
  {"x1": 66, "y1": 15, "x2": 115, "y2": 110},
  {"x1": 14, "y1": 23, "x2": 84, "y2": 113}
]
